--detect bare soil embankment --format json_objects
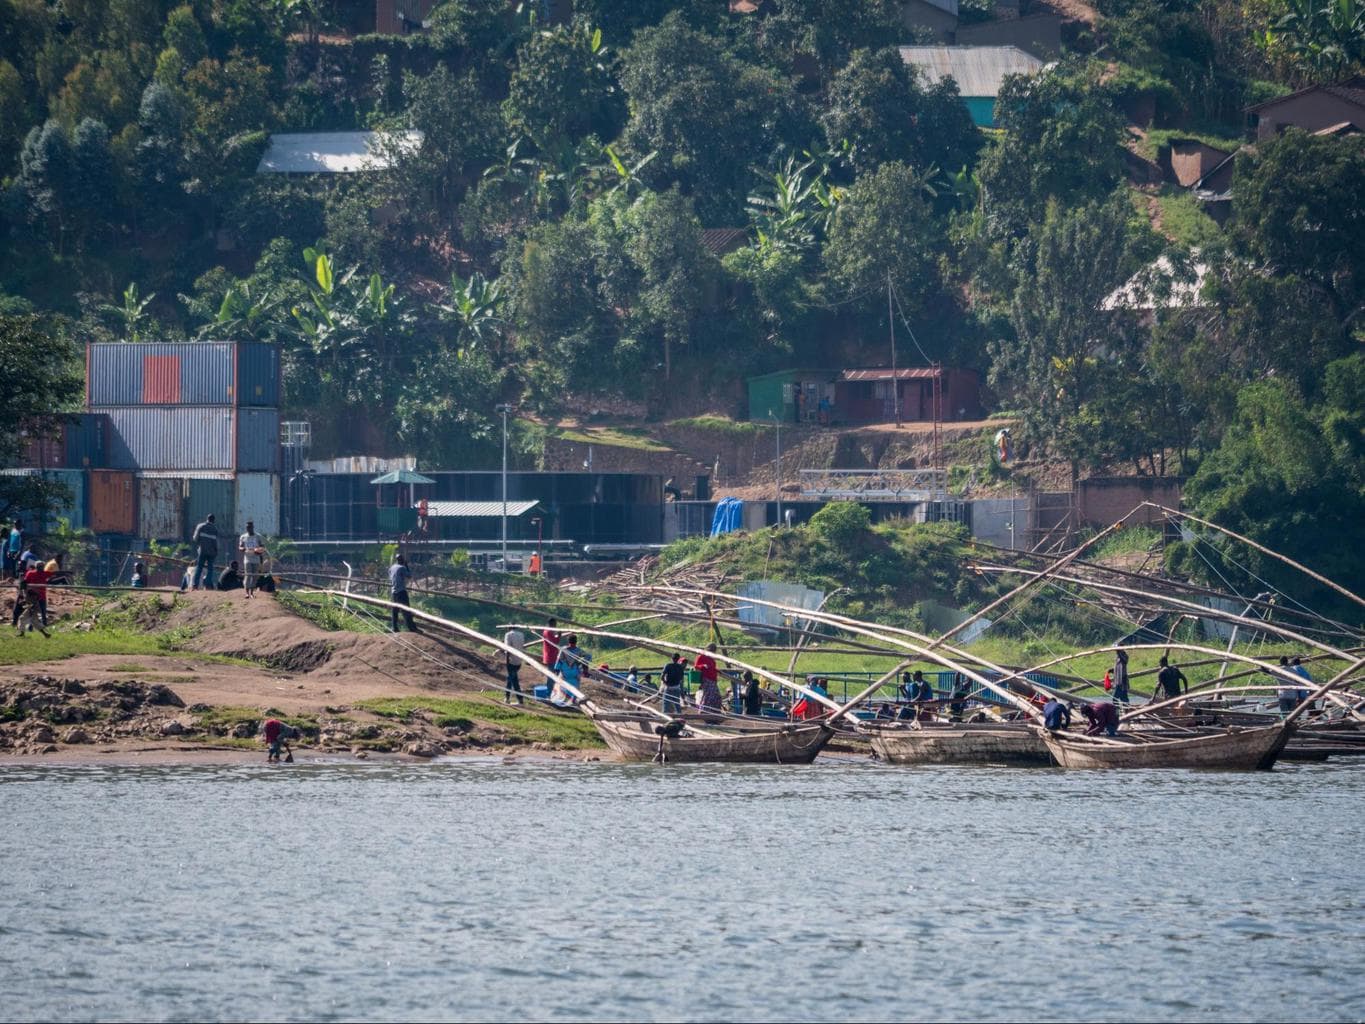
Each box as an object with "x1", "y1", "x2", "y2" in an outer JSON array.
[{"x1": 0, "y1": 591, "x2": 605, "y2": 764}]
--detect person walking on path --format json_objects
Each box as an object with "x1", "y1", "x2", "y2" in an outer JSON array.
[
  {"x1": 191, "y1": 513, "x2": 219, "y2": 590},
  {"x1": 238, "y1": 522, "x2": 265, "y2": 599},
  {"x1": 388, "y1": 553, "x2": 419, "y2": 633},
  {"x1": 503, "y1": 625, "x2": 526, "y2": 705},
  {"x1": 5, "y1": 519, "x2": 22, "y2": 580}
]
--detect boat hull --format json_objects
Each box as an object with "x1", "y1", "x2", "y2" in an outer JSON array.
[
  {"x1": 588, "y1": 712, "x2": 833, "y2": 764},
  {"x1": 867, "y1": 724, "x2": 1051, "y2": 766},
  {"x1": 1039, "y1": 723, "x2": 1293, "y2": 771}
]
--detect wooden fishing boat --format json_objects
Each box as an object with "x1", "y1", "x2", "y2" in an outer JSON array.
[
  {"x1": 584, "y1": 706, "x2": 833, "y2": 764},
  {"x1": 1038, "y1": 722, "x2": 1293, "y2": 771},
  {"x1": 864, "y1": 722, "x2": 1051, "y2": 766}
]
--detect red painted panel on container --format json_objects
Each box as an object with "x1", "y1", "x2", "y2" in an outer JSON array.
[{"x1": 142, "y1": 355, "x2": 181, "y2": 403}]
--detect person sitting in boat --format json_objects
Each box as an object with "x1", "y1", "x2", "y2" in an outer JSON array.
[
  {"x1": 948, "y1": 674, "x2": 970, "y2": 721},
  {"x1": 875, "y1": 702, "x2": 895, "y2": 720},
  {"x1": 552, "y1": 634, "x2": 590, "y2": 706},
  {"x1": 1291, "y1": 657, "x2": 1313, "y2": 704},
  {"x1": 898, "y1": 671, "x2": 915, "y2": 702},
  {"x1": 1272, "y1": 657, "x2": 1300, "y2": 715},
  {"x1": 909, "y1": 671, "x2": 935, "y2": 721},
  {"x1": 1043, "y1": 696, "x2": 1072, "y2": 731},
  {"x1": 1082, "y1": 701, "x2": 1120, "y2": 737}
]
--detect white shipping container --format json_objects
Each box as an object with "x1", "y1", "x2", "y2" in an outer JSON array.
[
  {"x1": 235, "y1": 473, "x2": 280, "y2": 539},
  {"x1": 137, "y1": 476, "x2": 184, "y2": 540}
]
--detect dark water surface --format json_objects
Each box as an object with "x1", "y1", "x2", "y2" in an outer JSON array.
[{"x1": 2, "y1": 757, "x2": 1362, "y2": 1023}]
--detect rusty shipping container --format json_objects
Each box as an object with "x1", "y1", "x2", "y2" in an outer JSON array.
[
  {"x1": 137, "y1": 475, "x2": 185, "y2": 540},
  {"x1": 16, "y1": 419, "x2": 66, "y2": 468},
  {"x1": 89, "y1": 470, "x2": 137, "y2": 534},
  {"x1": 87, "y1": 342, "x2": 279, "y2": 407}
]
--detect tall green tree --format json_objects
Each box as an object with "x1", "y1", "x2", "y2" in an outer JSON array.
[
  {"x1": 503, "y1": 23, "x2": 623, "y2": 150},
  {"x1": 989, "y1": 194, "x2": 1147, "y2": 482}
]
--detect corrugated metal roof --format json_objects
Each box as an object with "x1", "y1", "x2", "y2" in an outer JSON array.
[
  {"x1": 1247, "y1": 75, "x2": 1365, "y2": 113},
  {"x1": 256, "y1": 131, "x2": 423, "y2": 174},
  {"x1": 898, "y1": 45, "x2": 1043, "y2": 97},
  {"x1": 701, "y1": 228, "x2": 748, "y2": 255},
  {"x1": 839, "y1": 368, "x2": 943, "y2": 382},
  {"x1": 1101, "y1": 255, "x2": 1210, "y2": 311},
  {"x1": 423, "y1": 501, "x2": 540, "y2": 518}
]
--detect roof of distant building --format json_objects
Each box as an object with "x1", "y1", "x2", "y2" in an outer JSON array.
[
  {"x1": 839, "y1": 368, "x2": 945, "y2": 382},
  {"x1": 897, "y1": 45, "x2": 1044, "y2": 97},
  {"x1": 701, "y1": 227, "x2": 749, "y2": 255},
  {"x1": 1101, "y1": 254, "x2": 1210, "y2": 311},
  {"x1": 1246, "y1": 76, "x2": 1365, "y2": 114},
  {"x1": 421, "y1": 500, "x2": 540, "y2": 518},
  {"x1": 256, "y1": 131, "x2": 423, "y2": 174}
]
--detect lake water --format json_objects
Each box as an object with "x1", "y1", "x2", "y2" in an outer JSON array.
[{"x1": 2, "y1": 757, "x2": 1363, "y2": 1023}]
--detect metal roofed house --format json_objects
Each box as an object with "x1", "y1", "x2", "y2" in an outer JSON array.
[
  {"x1": 833, "y1": 367, "x2": 982, "y2": 424},
  {"x1": 898, "y1": 45, "x2": 1044, "y2": 126},
  {"x1": 255, "y1": 131, "x2": 423, "y2": 174},
  {"x1": 1101, "y1": 254, "x2": 1211, "y2": 313},
  {"x1": 1246, "y1": 76, "x2": 1365, "y2": 141}
]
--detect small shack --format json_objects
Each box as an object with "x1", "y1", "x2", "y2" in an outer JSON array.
[
  {"x1": 746, "y1": 369, "x2": 838, "y2": 424},
  {"x1": 833, "y1": 368, "x2": 982, "y2": 424},
  {"x1": 371, "y1": 468, "x2": 434, "y2": 534},
  {"x1": 419, "y1": 500, "x2": 541, "y2": 542},
  {"x1": 897, "y1": 45, "x2": 1044, "y2": 126},
  {"x1": 1246, "y1": 76, "x2": 1365, "y2": 140}
]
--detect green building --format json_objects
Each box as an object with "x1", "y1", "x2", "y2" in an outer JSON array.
[{"x1": 746, "y1": 369, "x2": 838, "y2": 424}]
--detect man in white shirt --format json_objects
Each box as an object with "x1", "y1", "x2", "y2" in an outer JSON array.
[
  {"x1": 238, "y1": 521, "x2": 264, "y2": 599},
  {"x1": 503, "y1": 626, "x2": 526, "y2": 705}
]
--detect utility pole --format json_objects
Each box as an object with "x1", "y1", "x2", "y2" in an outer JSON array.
[
  {"x1": 888, "y1": 272, "x2": 901, "y2": 428},
  {"x1": 496, "y1": 403, "x2": 513, "y2": 572},
  {"x1": 769, "y1": 409, "x2": 782, "y2": 528}
]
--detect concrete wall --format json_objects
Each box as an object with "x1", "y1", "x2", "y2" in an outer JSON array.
[
  {"x1": 1077, "y1": 476, "x2": 1182, "y2": 527},
  {"x1": 970, "y1": 496, "x2": 1029, "y2": 548}
]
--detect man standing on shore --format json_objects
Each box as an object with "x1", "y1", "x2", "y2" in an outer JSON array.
[
  {"x1": 503, "y1": 624, "x2": 526, "y2": 705},
  {"x1": 4, "y1": 519, "x2": 21, "y2": 580},
  {"x1": 191, "y1": 513, "x2": 219, "y2": 590},
  {"x1": 238, "y1": 521, "x2": 264, "y2": 599},
  {"x1": 388, "y1": 553, "x2": 419, "y2": 633}
]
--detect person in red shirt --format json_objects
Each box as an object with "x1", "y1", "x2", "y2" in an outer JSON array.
[
  {"x1": 541, "y1": 617, "x2": 562, "y2": 669},
  {"x1": 17, "y1": 564, "x2": 50, "y2": 636},
  {"x1": 693, "y1": 644, "x2": 722, "y2": 713},
  {"x1": 263, "y1": 718, "x2": 294, "y2": 762}
]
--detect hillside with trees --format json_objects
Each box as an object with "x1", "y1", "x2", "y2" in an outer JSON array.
[{"x1": 0, "y1": 0, "x2": 1362, "y2": 602}]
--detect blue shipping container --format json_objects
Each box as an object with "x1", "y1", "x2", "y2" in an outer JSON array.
[
  {"x1": 46, "y1": 469, "x2": 87, "y2": 530},
  {"x1": 104, "y1": 407, "x2": 236, "y2": 470},
  {"x1": 88, "y1": 342, "x2": 280, "y2": 407},
  {"x1": 236, "y1": 408, "x2": 280, "y2": 472},
  {"x1": 236, "y1": 343, "x2": 280, "y2": 407},
  {"x1": 64, "y1": 413, "x2": 106, "y2": 468}
]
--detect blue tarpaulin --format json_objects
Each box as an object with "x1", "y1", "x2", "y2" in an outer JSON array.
[{"x1": 710, "y1": 497, "x2": 743, "y2": 538}]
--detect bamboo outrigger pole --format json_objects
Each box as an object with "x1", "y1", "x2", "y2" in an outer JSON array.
[{"x1": 1143, "y1": 501, "x2": 1365, "y2": 614}]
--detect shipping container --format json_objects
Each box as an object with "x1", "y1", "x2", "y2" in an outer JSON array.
[
  {"x1": 236, "y1": 407, "x2": 280, "y2": 472},
  {"x1": 236, "y1": 343, "x2": 280, "y2": 406},
  {"x1": 185, "y1": 477, "x2": 235, "y2": 538},
  {"x1": 89, "y1": 470, "x2": 137, "y2": 534},
  {"x1": 45, "y1": 469, "x2": 87, "y2": 530},
  {"x1": 88, "y1": 342, "x2": 280, "y2": 407},
  {"x1": 104, "y1": 407, "x2": 235, "y2": 470},
  {"x1": 64, "y1": 413, "x2": 106, "y2": 468},
  {"x1": 137, "y1": 476, "x2": 185, "y2": 540},
  {"x1": 16, "y1": 419, "x2": 66, "y2": 468},
  {"x1": 235, "y1": 473, "x2": 280, "y2": 536}
]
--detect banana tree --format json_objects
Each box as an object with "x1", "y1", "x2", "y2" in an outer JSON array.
[
  {"x1": 434, "y1": 270, "x2": 505, "y2": 358},
  {"x1": 99, "y1": 283, "x2": 156, "y2": 343}
]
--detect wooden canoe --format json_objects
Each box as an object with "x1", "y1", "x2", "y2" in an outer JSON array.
[
  {"x1": 865, "y1": 723, "x2": 1052, "y2": 766},
  {"x1": 1039, "y1": 722, "x2": 1293, "y2": 771},
  {"x1": 585, "y1": 708, "x2": 833, "y2": 764}
]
